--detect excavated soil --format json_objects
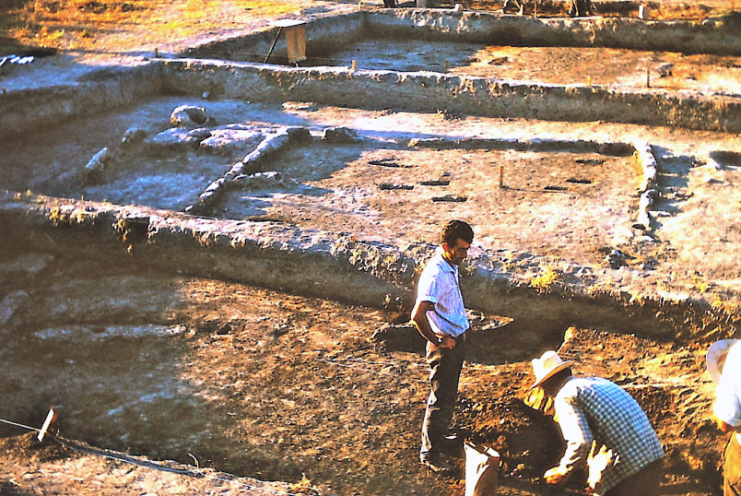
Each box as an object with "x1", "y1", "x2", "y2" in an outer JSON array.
[
  {"x1": 0, "y1": 238, "x2": 728, "y2": 496},
  {"x1": 1, "y1": 1, "x2": 741, "y2": 495}
]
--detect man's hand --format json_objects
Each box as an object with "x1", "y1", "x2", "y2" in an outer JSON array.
[
  {"x1": 439, "y1": 334, "x2": 456, "y2": 349},
  {"x1": 544, "y1": 466, "x2": 569, "y2": 485}
]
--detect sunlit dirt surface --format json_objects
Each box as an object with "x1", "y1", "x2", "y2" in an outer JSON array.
[
  {"x1": 317, "y1": 41, "x2": 741, "y2": 95},
  {"x1": 0, "y1": 241, "x2": 726, "y2": 495}
]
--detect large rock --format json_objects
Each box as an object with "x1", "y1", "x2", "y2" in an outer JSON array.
[
  {"x1": 322, "y1": 126, "x2": 359, "y2": 143},
  {"x1": 169, "y1": 105, "x2": 214, "y2": 128},
  {"x1": 147, "y1": 127, "x2": 212, "y2": 151},
  {"x1": 199, "y1": 126, "x2": 264, "y2": 156},
  {"x1": 233, "y1": 171, "x2": 285, "y2": 190}
]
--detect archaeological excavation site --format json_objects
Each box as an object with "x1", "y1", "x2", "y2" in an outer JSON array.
[{"x1": 1, "y1": 0, "x2": 741, "y2": 494}]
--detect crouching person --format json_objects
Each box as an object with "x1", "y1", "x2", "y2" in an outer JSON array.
[
  {"x1": 707, "y1": 339, "x2": 741, "y2": 496},
  {"x1": 529, "y1": 351, "x2": 664, "y2": 495}
]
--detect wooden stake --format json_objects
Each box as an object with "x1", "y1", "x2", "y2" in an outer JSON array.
[
  {"x1": 351, "y1": 60, "x2": 357, "y2": 71},
  {"x1": 444, "y1": 60, "x2": 449, "y2": 73},
  {"x1": 37, "y1": 408, "x2": 57, "y2": 442},
  {"x1": 264, "y1": 26, "x2": 283, "y2": 64},
  {"x1": 646, "y1": 67, "x2": 651, "y2": 88},
  {"x1": 499, "y1": 165, "x2": 504, "y2": 188}
]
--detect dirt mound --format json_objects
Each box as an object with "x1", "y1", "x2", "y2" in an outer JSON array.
[{"x1": 0, "y1": 432, "x2": 70, "y2": 463}]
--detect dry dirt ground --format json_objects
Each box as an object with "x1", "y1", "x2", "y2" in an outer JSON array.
[
  {"x1": 1, "y1": 1, "x2": 741, "y2": 496},
  {"x1": 320, "y1": 41, "x2": 741, "y2": 93},
  {"x1": 0, "y1": 241, "x2": 726, "y2": 496}
]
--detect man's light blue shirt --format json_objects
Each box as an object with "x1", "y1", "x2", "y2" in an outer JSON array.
[{"x1": 416, "y1": 248, "x2": 468, "y2": 338}]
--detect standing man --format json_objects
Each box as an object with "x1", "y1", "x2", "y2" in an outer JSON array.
[
  {"x1": 529, "y1": 350, "x2": 664, "y2": 495},
  {"x1": 708, "y1": 339, "x2": 741, "y2": 495},
  {"x1": 411, "y1": 220, "x2": 474, "y2": 474}
]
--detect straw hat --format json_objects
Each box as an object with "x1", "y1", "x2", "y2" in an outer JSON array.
[
  {"x1": 707, "y1": 339, "x2": 741, "y2": 385},
  {"x1": 529, "y1": 350, "x2": 575, "y2": 390}
]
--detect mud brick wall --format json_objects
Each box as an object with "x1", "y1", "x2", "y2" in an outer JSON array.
[
  {"x1": 0, "y1": 65, "x2": 159, "y2": 139},
  {"x1": 364, "y1": 10, "x2": 741, "y2": 54},
  {"x1": 2, "y1": 10, "x2": 741, "y2": 137},
  {"x1": 158, "y1": 59, "x2": 741, "y2": 133}
]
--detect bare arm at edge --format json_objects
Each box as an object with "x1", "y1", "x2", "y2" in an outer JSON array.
[
  {"x1": 716, "y1": 416, "x2": 736, "y2": 433},
  {"x1": 411, "y1": 300, "x2": 456, "y2": 349}
]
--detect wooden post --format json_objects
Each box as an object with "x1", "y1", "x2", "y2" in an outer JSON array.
[
  {"x1": 264, "y1": 27, "x2": 283, "y2": 64},
  {"x1": 37, "y1": 408, "x2": 58, "y2": 442},
  {"x1": 646, "y1": 67, "x2": 651, "y2": 88},
  {"x1": 351, "y1": 60, "x2": 357, "y2": 71},
  {"x1": 499, "y1": 165, "x2": 504, "y2": 188}
]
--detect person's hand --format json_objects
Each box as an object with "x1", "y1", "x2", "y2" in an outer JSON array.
[
  {"x1": 544, "y1": 466, "x2": 568, "y2": 485},
  {"x1": 439, "y1": 335, "x2": 456, "y2": 349},
  {"x1": 717, "y1": 417, "x2": 735, "y2": 433}
]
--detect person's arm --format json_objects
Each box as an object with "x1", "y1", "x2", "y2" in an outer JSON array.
[
  {"x1": 411, "y1": 300, "x2": 455, "y2": 349},
  {"x1": 716, "y1": 417, "x2": 736, "y2": 433},
  {"x1": 544, "y1": 393, "x2": 592, "y2": 484},
  {"x1": 713, "y1": 387, "x2": 741, "y2": 433},
  {"x1": 713, "y1": 345, "x2": 741, "y2": 434}
]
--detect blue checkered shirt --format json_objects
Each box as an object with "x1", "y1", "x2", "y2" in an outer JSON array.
[{"x1": 553, "y1": 377, "x2": 664, "y2": 495}]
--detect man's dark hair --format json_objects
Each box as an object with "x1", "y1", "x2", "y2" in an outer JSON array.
[{"x1": 441, "y1": 220, "x2": 474, "y2": 246}]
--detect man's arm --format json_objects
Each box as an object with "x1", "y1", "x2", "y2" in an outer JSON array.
[
  {"x1": 544, "y1": 394, "x2": 592, "y2": 484},
  {"x1": 411, "y1": 300, "x2": 455, "y2": 349},
  {"x1": 714, "y1": 388, "x2": 741, "y2": 433},
  {"x1": 713, "y1": 344, "x2": 741, "y2": 434}
]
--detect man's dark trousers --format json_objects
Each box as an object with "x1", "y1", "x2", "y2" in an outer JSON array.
[{"x1": 420, "y1": 334, "x2": 467, "y2": 458}]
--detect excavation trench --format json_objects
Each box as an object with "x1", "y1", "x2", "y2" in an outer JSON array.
[
  {"x1": 1, "y1": 5, "x2": 741, "y2": 496},
  {"x1": 0, "y1": 199, "x2": 731, "y2": 496}
]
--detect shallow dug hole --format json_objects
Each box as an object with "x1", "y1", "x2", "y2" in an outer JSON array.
[{"x1": 0, "y1": 235, "x2": 728, "y2": 496}]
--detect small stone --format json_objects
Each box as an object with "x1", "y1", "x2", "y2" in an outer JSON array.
[
  {"x1": 0, "y1": 290, "x2": 29, "y2": 326},
  {"x1": 655, "y1": 63, "x2": 673, "y2": 77},
  {"x1": 121, "y1": 127, "x2": 147, "y2": 146}
]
